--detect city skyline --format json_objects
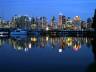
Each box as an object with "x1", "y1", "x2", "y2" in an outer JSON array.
[{"x1": 0, "y1": 0, "x2": 96, "y2": 20}]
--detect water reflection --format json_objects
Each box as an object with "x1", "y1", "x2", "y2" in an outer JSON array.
[
  {"x1": 86, "y1": 38, "x2": 96, "y2": 72},
  {"x1": 0, "y1": 35, "x2": 95, "y2": 72},
  {"x1": 0, "y1": 36, "x2": 92, "y2": 53}
]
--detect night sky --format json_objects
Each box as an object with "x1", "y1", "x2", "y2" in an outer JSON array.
[{"x1": 0, "y1": 0, "x2": 96, "y2": 20}]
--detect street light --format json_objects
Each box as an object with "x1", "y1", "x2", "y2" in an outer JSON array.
[{"x1": 46, "y1": 26, "x2": 49, "y2": 31}]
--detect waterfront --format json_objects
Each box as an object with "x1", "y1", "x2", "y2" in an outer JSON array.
[
  {"x1": 0, "y1": 35, "x2": 96, "y2": 72},
  {"x1": 0, "y1": 0, "x2": 96, "y2": 71}
]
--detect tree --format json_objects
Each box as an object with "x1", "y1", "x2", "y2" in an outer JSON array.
[{"x1": 92, "y1": 9, "x2": 96, "y2": 30}]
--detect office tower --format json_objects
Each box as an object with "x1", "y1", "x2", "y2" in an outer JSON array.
[
  {"x1": 58, "y1": 13, "x2": 66, "y2": 30},
  {"x1": 50, "y1": 16, "x2": 55, "y2": 30},
  {"x1": 31, "y1": 17, "x2": 36, "y2": 30},
  {"x1": 73, "y1": 16, "x2": 81, "y2": 30},
  {"x1": 87, "y1": 18, "x2": 92, "y2": 30},
  {"x1": 40, "y1": 16, "x2": 47, "y2": 30}
]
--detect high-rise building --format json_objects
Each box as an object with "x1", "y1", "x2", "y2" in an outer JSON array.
[
  {"x1": 65, "y1": 20, "x2": 73, "y2": 30},
  {"x1": 31, "y1": 17, "x2": 36, "y2": 30},
  {"x1": 73, "y1": 16, "x2": 81, "y2": 30},
  {"x1": 35, "y1": 17, "x2": 40, "y2": 30},
  {"x1": 87, "y1": 18, "x2": 92, "y2": 30},
  {"x1": 0, "y1": 17, "x2": 7, "y2": 28},
  {"x1": 0, "y1": 17, "x2": 3, "y2": 28},
  {"x1": 10, "y1": 16, "x2": 17, "y2": 28},
  {"x1": 58, "y1": 13, "x2": 66, "y2": 29},
  {"x1": 50, "y1": 16, "x2": 55, "y2": 30},
  {"x1": 81, "y1": 21, "x2": 86, "y2": 30},
  {"x1": 40, "y1": 16, "x2": 47, "y2": 30}
]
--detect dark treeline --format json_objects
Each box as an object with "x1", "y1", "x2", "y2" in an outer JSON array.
[
  {"x1": 86, "y1": 9, "x2": 96, "y2": 72},
  {"x1": 92, "y1": 9, "x2": 96, "y2": 30}
]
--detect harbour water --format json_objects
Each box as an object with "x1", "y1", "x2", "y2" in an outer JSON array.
[{"x1": 0, "y1": 35, "x2": 96, "y2": 72}]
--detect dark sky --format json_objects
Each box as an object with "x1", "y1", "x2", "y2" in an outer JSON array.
[{"x1": 0, "y1": 0, "x2": 96, "y2": 20}]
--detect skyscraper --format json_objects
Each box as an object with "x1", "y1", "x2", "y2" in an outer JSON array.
[
  {"x1": 73, "y1": 16, "x2": 81, "y2": 30},
  {"x1": 50, "y1": 16, "x2": 55, "y2": 30},
  {"x1": 58, "y1": 13, "x2": 66, "y2": 29},
  {"x1": 40, "y1": 16, "x2": 47, "y2": 30}
]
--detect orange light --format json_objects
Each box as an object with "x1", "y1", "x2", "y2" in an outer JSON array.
[
  {"x1": 73, "y1": 44, "x2": 81, "y2": 51},
  {"x1": 31, "y1": 37, "x2": 37, "y2": 42}
]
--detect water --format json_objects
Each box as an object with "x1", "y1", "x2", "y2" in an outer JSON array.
[{"x1": 0, "y1": 35, "x2": 95, "y2": 72}]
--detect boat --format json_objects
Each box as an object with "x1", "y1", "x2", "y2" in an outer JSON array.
[
  {"x1": 0, "y1": 28, "x2": 9, "y2": 35},
  {"x1": 10, "y1": 29, "x2": 27, "y2": 35}
]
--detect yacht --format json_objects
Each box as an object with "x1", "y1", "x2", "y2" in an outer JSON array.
[{"x1": 10, "y1": 29, "x2": 27, "y2": 35}]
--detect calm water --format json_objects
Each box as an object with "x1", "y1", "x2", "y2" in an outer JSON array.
[{"x1": 0, "y1": 35, "x2": 96, "y2": 72}]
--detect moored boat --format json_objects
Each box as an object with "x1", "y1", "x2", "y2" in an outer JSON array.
[{"x1": 10, "y1": 29, "x2": 27, "y2": 35}]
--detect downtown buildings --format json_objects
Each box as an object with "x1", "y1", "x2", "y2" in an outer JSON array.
[{"x1": 0, "y1": 13, "x2": 93, "y2": 31}]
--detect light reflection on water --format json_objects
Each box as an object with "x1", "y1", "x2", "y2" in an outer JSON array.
[
  {"x1": 0, "y1": 36, "x2": 95, "y2": 72},
  {"x1": 1, "y1": 36, "x2": 92, "y2": 52}
]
